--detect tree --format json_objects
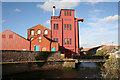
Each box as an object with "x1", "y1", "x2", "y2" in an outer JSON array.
[{"x1": 95, "y1": 48, "x2": 108, "y2": 56}]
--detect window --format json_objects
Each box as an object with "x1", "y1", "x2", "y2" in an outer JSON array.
[
  {"x1": 70, "y1": 24, "x2": 71, "y2": 30},
  {"x1": 53, "y1": 38, "x2": 55, "y2": 41},
  {"x1": 42, "y1": 47, "x2": 46, "y2": 51},
  {"x1": 67, "y1": 24, "x2": 69, "y2": 30},
  {"x1": 56, "y1": 38, "x2": 58, "y2": 42},
  {"x1": 64, "y1": 24, "x2": 66, "y2": 30},
  {"x1": 31, "y1": 30, "x2": 34, "y2": 35},
  {"x1": 54, "y1": 24, "x2": 56, "y2": 30},
  {"x1": 37, "y1": 29, "x2": 41, "y2": 34},
  {"x1": 44, "y1": 30, "x2": 48, "y2": 35},
  {"x1": 56, "y1": 24, "x2": 58, "y2": 30},
  {"x1": 39, "y1": 37, "x2": 42, "y2": 39},
  {"x1": 9, "y1": 34, "x2": 13, "y2": 38},
  {"x1": 64, "y1": 11, "x2": 66, "y2": 16},
  {"x1": 30, "y1": 37, "x2": 33, "y2": 40},
  {"x1": 67, "y1": 39, "x2": 69, "y2": 44},
  {"x1": 2, "y1": 34, "x2": 5, "y2": 38},
  {"x1": 70, "y1": 38, "x2": 71, "y2": 45},
  {"x1": 64, "y1": 38, "x2": 66, "y2": 44},
  {"x1": 70, "y1": 11, "x2": 71, "y2": 16},
  {"x1": 67, "y1": 11, "x2": 69, "y2": 16}
]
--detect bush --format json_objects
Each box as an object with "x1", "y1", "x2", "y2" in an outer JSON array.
[
  {"x1": 35, "y1": 51, "x2": 54, "y2": 60},
  {"x1": 101, "y1": 58, "x2": 120, "y2": 79},
  {"x1": 63, "y1": 67, "x2": 73, "y2": 71},
  {"x1": 95, "y1": 49, "x2": 108, "y2": 56}
]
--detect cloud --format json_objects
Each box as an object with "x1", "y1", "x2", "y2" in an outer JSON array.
[
  {"x1": 45, "y1": 20, "x2": 50, "y2": 26},
  {"x1": 99, "y1": 15, "x2": 118, "y2": 23},
  {"x1": 2, "y1": 20, "x2": 5, "y2": 23},
  {"x1": 15, "y1": 8, "x2": 21, "y2": 12},
  {"x1": 36, "y1": 0, "x2": 80, "y2": 12},
  {"x1": 99, "y1": 27, "x2": 105, "y2": 32}
]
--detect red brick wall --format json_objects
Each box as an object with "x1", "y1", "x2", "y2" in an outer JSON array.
[
  {"x1": 51, "y1": 42, "x2": 59, "y2": 51},
  {"x1": 27, "y1": 24, "x2": 51, "y2": 40},
  {"x1": 1, "y1": 29, "x2": 30, "y2": 51},
  {"x1": 51, "y1": 9, "x2": 81, "y2": 57},
  {"x1": 31, "y1": 35, "x2": 50, "y2": 51}
]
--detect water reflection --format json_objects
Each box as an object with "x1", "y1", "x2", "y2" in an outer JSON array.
[
  {"x1": 2, "y1": 62, "x2": 103, "y2": 79},
  {"x1": 79, "y1": 62, "x2": 97, "y2": 68}
]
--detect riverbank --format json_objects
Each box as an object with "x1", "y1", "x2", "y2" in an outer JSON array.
[{"x1": 2, "y1": 62, "x2": 103, "y2": 79}]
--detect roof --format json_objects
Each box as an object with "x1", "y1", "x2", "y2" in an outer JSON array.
[
  {"x1": 81, "y1": 47, "x2": 94, "y2": 51},
  {"x1": 2, "y1": 29, "x2": 29, "y2": 41},
  {"x1": 27, "y1": 24, "x2": 50, "y2": 31},
  {"x1": 51, "y1": 9, "x2": 75, "y2": 18},
  {"x1": 81, "y1": 46, "x2": 101, "y2": 51},
  {"x1": 31, "y1": 33, "x2": 56, "y2": 42},
  {"x1": 101, "y1": 45, "x2": 119, "y2": 49}
]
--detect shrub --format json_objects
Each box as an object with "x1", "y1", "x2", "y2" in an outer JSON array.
[
  {"x1": 95, "y1": 49, "x2": 108, "y2": 56},
  {"x1": 63, "y1": 67, "x2": 73, "y2": 71},
  {"x1": 35, "y1": 51, "x2": 53, "y2": 60},
  {"x1": 101, "y1": 58, "x2": 120, "y2": 79}
]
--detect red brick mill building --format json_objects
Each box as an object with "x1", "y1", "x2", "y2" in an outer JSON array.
[{"x1": 1, "y1": 6, "x2": 84, "y2": 58}]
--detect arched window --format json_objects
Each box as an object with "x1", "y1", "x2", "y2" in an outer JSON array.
[
  {"x1": 42, "y1": 47, "x2": 46, "y2": 51},
  {"x1": 44, "y1": 30, "x2": 48, "y2": 35},
  {"x1": 37, "y1": 29, "x2": 41, "y2": 34},
  {"x1": 30, "y1": 37, "x2": 33, "y2": 40},
  {"x1": 31, "y1": 30, "x2": 34, "y2": 35}
]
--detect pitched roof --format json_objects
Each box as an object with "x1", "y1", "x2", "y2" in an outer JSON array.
[
  {"x1": 81, "y1": 46, "x2": 101, "y2": 51},
  {"x1": 27, "y1": 24, "x2": 50, "y2": 31},
  {"x1": 1, "y1": 29, "x2": 29, "y2": 41},
  {"x1": 31, "y1": 33, "x2": 56, "y2": 42}
]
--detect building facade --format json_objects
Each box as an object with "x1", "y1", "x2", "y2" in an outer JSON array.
[
  {"x1": 0, "y1": 29, "x2": 30, "y2": 51},
  {"x1": 51, "y1": 9, "x2": 84, "y2": 57},
  {"x1": 27, "y1": 24, "x2": 59, "y2": 51}
]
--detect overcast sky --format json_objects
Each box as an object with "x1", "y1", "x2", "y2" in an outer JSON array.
[{"x1": 1, "y1": 1, "x2": 119, "y2": 48}]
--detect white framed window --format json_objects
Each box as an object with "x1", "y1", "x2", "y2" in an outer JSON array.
[
  {"x1": 30, "y1": 37, "x2": 34, "y2": 40},
  {"x1": 37, "y1": 29, "x2": 41, "y2": 34},
  {"x1": 39, "y1": 37, "x2": 42, "y2": 39},
  {"x1": 31, "y1": 30, "x2": 34, "y2": 35},
  {"x1": 44, "y1": 30, "x2": 48, "y2": 35}
]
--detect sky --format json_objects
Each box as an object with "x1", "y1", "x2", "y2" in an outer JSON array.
[{"x1": 1, "y1": 1, "x2": 119, "y2": 48}]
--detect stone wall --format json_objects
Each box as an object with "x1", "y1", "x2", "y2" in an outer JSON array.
[
  {"x1": 1, "y1": 51, "x2": 36, "y2": 62},
  {"x1": 1, "y1": 50, "x2": 62, "y2": 62}
]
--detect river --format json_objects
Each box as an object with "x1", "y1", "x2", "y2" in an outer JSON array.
[{"x1": 2, "y1": 62, "x2": 103, "y2": 79}]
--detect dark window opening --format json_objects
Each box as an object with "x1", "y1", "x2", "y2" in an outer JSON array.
[
  {"x1": 2, "y1": 34, "x2": 5, "y2": 38},
  {"x1": 70, "y1": 38, "x2": 71, "y2": 45},
  {"x1": 65, "y1": 38, "x2": 66, "y2": 44},
  {"x1": 67, "y1": 11, "x2": 69, "y2": 16},
  {"x1": 67, "y1": 39, "x2": 69, "y2": 44},
  {"x1": 67, "y1": 24, "x2": 69, "y2": 30},
  {"x1": 9, "y1": 34, "x2": 13, "y2": 38},
  {"x1": 70, "y1": 24, "x2": 71, "y2": 30},
  {"x1": 56, "y1": 38, "x2": 58, "y2": 42},
  {"x1": 56, "y1": 24, "x2": 58, "y2": 30},
  {"x1": 64, "y1": 24, "x2": 66, "y2": 30},
  {"x1": 64, "y1": 11, "x2": 66, "y2": 16},
  {"x1": 70, "y1": 11, "x2": 71, "y2": 16},
  {"x1": 54, "y1": 24, "x2": 56, "y2": 30}
]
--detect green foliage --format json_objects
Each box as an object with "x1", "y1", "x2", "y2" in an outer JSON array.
[
  {"x1": 63, "y1": 67, "x2": 73, "y2": 71},
  {"x1": 95, "y1": 49, "x2": 108, "y2": 56},
  {"x1": 35, "y1": 51, "x2": 53, "y2": 60},
  {"x1": 101, "y1": 58, "x2": 120, "y2": 79},
  {"x1": 79, "y1": 47, "x2": 84, "y2": 55}
]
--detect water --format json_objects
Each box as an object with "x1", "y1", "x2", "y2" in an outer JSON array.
[{"x1": 2, "y1": 62, "x2": 103, "y2": 79}]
